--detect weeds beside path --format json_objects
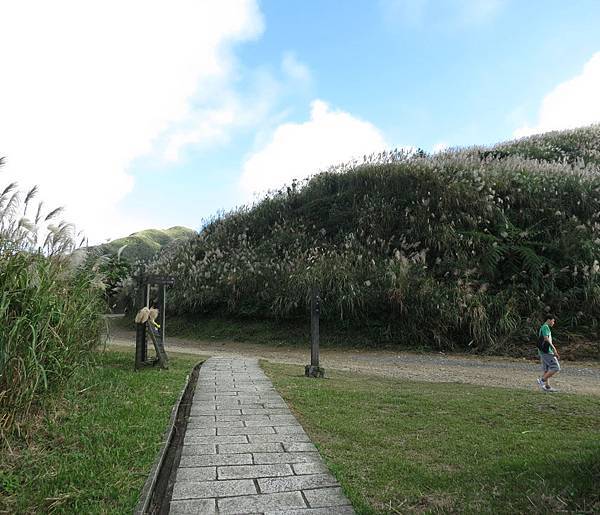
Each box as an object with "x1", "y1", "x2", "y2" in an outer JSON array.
[{"x1": 107, "y1": 326, "x2": 600, "y2": 396}]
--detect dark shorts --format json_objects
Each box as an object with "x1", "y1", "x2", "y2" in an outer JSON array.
[{"x1": 540, "y1": 353, "x2": 560, "y2": 373}]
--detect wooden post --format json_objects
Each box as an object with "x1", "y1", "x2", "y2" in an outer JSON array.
[
  {"x1": 311, "y1": 286, "x2": 320, "y2": 367},
  {"x1": 158, "y1": 283, "x2": 166, "y2": 345},
  {"x1": 147, "y1": 321, "x2": 169, "y2": 369},
  {"x1": 135, "y1": 321, "x2": 146, "y2": 369},
  {"x1": 136, "y1": 275, "x2": 146, "y2": 311},
  {"x1": 305, "y1": 286, "x2": 325, "y2": 378},
  {"x1": 135, "y1": 277, "x2": 147, "y2": 369},
  {"x1": 162, "y1": 284, "x2": 166, "y2": 345}
]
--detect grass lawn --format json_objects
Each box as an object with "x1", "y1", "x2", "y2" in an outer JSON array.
[
  {"x1": 263, "y1": 362, "x2": 600, "y2": 514},
  {"x1": 0, "y1": 349, "x2": 202, "y2": 514}
]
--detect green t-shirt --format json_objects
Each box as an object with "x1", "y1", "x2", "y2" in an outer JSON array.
[{"x1": 538, "y1": 323, "x2": 554, "y2": 354}]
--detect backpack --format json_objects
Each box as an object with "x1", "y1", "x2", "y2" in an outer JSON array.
[{"x1": 536, "y1": 334, "x2": 550, "y2": 353}]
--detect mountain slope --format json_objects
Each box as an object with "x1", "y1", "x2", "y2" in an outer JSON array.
[{"x1": 92, "y1": 226, "x2": 196, "y2": 262}]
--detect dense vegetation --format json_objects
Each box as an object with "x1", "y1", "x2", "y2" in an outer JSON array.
[
  {"x1": 143, "y1": 125, "x2": 600, "y2": 355},
  {"x1": 0, "y1": 158, "x2": 105, "y2": 437}
]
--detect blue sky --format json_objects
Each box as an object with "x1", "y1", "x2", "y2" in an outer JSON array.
[{"x1": 1, "y1": 0, "x2": 600, "y2": 242}]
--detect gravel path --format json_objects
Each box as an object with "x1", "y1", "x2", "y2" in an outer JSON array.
[{"x1": 107, "y1": 329, "x2": 600, "y2": 396}]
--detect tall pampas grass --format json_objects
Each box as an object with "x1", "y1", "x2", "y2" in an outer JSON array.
[{"x1": 0, "y1": 157, "x2": 105, "y2": 438}]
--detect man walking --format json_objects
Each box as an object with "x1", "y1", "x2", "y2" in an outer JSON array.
[{"x1": 536, "y1": 315, "x2": 560, "y2": 392}]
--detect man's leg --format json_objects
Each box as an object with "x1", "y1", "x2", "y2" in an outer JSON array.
[
  {"x1": 537, "y1": 357, "x2": 548, "y2": 390},
  {"x1": 542, "y1": 356, "x2": 560, "y2": 388}
]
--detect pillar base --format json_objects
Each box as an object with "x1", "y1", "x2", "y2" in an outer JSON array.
[{"x1": 304, "y1": 365, "x2": 325, "y2": 378}]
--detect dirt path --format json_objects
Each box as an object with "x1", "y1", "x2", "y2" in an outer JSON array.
[{"x1": 107, "y1": 328, "x2": 600, "y2": 396}]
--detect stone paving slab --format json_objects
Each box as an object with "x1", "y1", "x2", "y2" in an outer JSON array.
[
  {"x1": 217, "y1": 491, "x2": 306, "y2": 514},
  {"x1": 283, "y1": 442, "x2": 318, "y2": 452},
  {"x1": 217, "y1": 425, "x2": 276, "y2": 435},
  {"x1": 216, "y1": 414, "x2": 272, "y2": 422},
  {"x1": 218, "y1": 442, "x2": 284, "y2": 454},
  {"x1": 258, "y1": 473, "x2": 339, "y2": 493},
  {"x1": 175, "y1": 467, "x2": 216, "y2": 482},
  {"x1": 304, "y1": 487, "x2": 352, "y2": 508},
  {"x1": 187, "y1": 419, "x2": 245, "y2": 428},
  {"x1": 183, "y1": 434, "x2": 248, "y2": 445},
  {"x1": 252, "y1": 452, "x2": 321, "y2": 465},
  {"x1": 217, "y1": 464, "x2": 293, "y2": 480},
  {"x1": 242, "y1": 408, "x2": 291, "y2": 415},
  {"x1": 172, "y1": 479, "x2": 256, "y2": 500},
  {"x1": 247, "y1": 433, "x2": 312, "y2": 443},
  {"x1": 292, "y1": 462, "x2": 330, "y2": 475},
  {"x1": 243, "y1": 418, "x2": 294, "y2": 427},
  {"x1": 183, "y1": 427, "x2": 216, "y2": 436},
  {"x1": 168, "y1": 357, "x2": 354, "y2": 514},
  {"x1": 169, "y1": 498, "x2": 216, "y2": 514},
  {"x1": 265, "y1": 507, "x2": 355, "y2": 515},
  {"x1": 274, "y1": 425, "x2": 307, "y2": 434},
  {"x1": 180, "y1": 444, "x2": 216, "y2": 456},
  {"x1": 180, "y1": 453, "x2": 253, "y2": 468}
]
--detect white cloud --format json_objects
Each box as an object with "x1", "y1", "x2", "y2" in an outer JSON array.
[
  {"x1": 164, "y1": 52, "x2": 312, "y2": 163},
  {"x1": 239, "y1": 100, "x2": 388, "y2": 199},
  {"x1": 515, "y1": 52, "x2": 600, "y2": 138},
  {"x1": 164, "y1": 102, "x2": 238, "y2": 162},
  {"x1": 282, "y1": 52, "x2": 312, "y2": 84},
  {"x1": 0, "y1": 0, "x2": 263, "y2": 243},
  {"x1": 163, "y1": 70, "x2": 282, "y2": 162}
]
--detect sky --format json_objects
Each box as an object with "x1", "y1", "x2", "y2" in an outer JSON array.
[{"x1": 1, "y1": 0, "x2": 600, "y2": 244}]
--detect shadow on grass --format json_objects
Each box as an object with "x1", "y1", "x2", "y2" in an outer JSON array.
[{"x1": 454, "y1": 446, "x2": 600, "y2": 513}]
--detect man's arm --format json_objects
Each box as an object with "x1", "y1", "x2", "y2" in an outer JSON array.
[{"x1": 549, "y1": 341, "x2": 560, "y2": 358}]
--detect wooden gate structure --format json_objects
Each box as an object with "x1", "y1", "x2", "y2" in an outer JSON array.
[{"x1": 135, "y1": 275, "x2": 175, "y2": 370}]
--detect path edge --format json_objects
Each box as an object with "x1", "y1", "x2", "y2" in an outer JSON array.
[{"x1": 134, "y1": 360, "x2": 204, "y2": 514}]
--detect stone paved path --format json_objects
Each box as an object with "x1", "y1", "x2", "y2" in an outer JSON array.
[{"x1": 169, "y1": 357, "x2": 355, "y2": 514}]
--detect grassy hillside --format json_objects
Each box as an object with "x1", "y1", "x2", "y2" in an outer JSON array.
[
  {"x1": 484, "y1": 125, "x2": 600, "y2": 166},
  {"x1": 91, "y1": 226, "x2": 196, "y2": 262},
  {"x1": 143, "y1": 125, "x2": 600, "y2": 355}
]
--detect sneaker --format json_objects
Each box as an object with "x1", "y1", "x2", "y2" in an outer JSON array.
[
  {"x1": 544, "y1": 385, "x2": 558, "y2": 393},
  {"x1": 536, "y1": 378, "x2": 546, "y2": 391}
]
